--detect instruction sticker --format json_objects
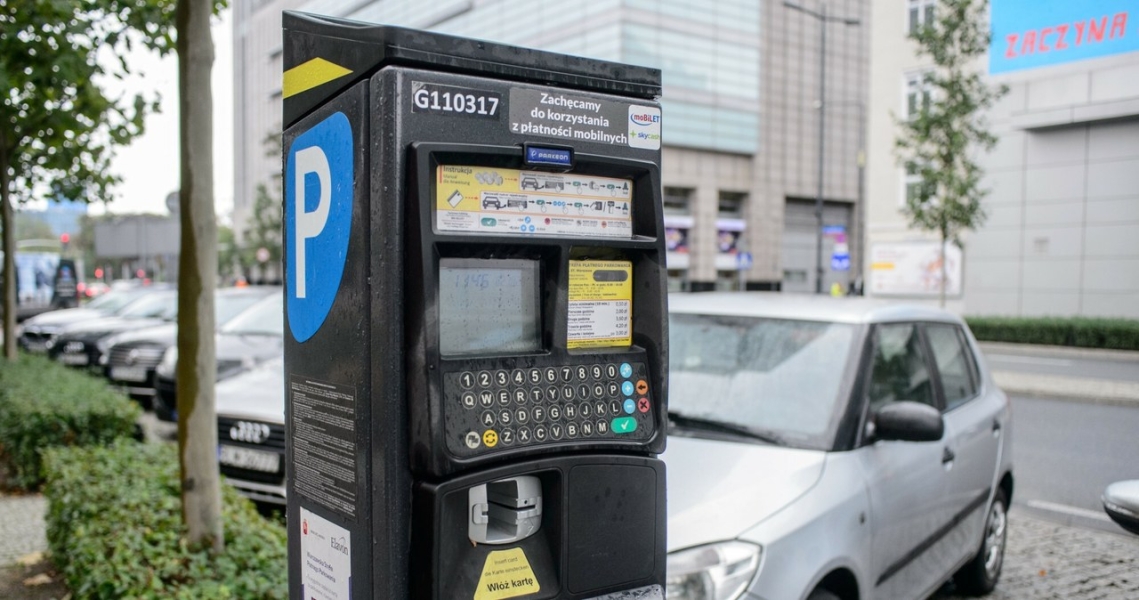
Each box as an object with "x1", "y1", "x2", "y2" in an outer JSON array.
[
  {"x1": 567, "y1": 260, "x2": 633, "y2": 349},
  {"x1": 300, "y1": 507, "x2": 352, "y2": 600},
  {"x1": 473, "y1": 547, "x2": 541, "y2": 600},
  {"x1": 435, "y1": 165, "x2": 633, "y2": 239}
]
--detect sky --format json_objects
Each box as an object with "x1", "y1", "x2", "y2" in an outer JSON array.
[{"x1": 88, "y1": 9, "x2": 235, "y2": 221}]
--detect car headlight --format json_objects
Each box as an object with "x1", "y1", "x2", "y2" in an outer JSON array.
[
  {"x1": 156, "y1": 347, "x2": 178, "y2": 379},
  {"x1": 666, "y1": 541, "x2": 762, "y2": 600},
  {"x1": 96, "y1": 335, "x2": 119, "y2": 355}
]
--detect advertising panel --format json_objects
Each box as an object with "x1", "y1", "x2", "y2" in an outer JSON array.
[
  {"x1": 990, "y1": 0, "x2": 1137, "y2": 74},
  {"x1": 870, "y1": 242, "x2": 962, "y2": 297}
]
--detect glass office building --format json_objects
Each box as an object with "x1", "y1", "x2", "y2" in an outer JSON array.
[{"x1": 235, "y1": 0, "x2": 869, "y2": 292}]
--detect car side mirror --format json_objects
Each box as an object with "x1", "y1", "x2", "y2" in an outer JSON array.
[{"x1": 872, "y1": 401, "x2": 944, "y2": 443}]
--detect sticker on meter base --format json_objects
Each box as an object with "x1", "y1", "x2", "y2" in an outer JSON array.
[
  {"x1": 473, "y1": 547, "x2": 540, "y2": 600},
  {"x1": 567, "y1": 260, "x2": 632, "y2": 349}
]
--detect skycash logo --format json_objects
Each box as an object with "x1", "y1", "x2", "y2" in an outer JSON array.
[{"x1": 627, "y1": 105, "x2": 661, "y2": 150}]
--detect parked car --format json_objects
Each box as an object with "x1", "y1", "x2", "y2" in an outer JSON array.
[
  {"x1": 664, "y1": 293, "x2": 1013, "y2": 600},
  {"x1": 214, "y1": 357, "x2": 287, "y2": 505},
  {"x1": 153, "y1": 291, "x2": 284, "y2": 421},
  {"x1": 47, "y1": 289, "x2": 180, "y2": 370},
  {"x1": 18, "y1": 284, "x2": 170, "y2": 353},
  {"x1": 103, "y1": 287, "x2": 279, "y2": 402}
]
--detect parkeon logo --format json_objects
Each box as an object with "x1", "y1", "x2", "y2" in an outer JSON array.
[{"x1": 285, "y1": 112, "x2": 354, "y2": 343}]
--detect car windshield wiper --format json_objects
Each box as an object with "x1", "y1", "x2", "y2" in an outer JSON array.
[{"x1": 667, "y1": 411, "x2": 786, "y2": 446}]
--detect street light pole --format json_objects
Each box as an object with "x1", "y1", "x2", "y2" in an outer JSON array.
[
  {"x1": 784, "y1": 1, "x2": 860, "y2": 294},
  {"x1": 816, "y1": 3, "x2": 827, "y2": 294}
]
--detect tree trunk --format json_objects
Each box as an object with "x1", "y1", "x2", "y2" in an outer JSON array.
[
  {"x1": 1, "y1": 173, "x2": 16, "y2": 361},
  {"x1": 175, "y1": 0, "x2": 222, "y2": 551}
]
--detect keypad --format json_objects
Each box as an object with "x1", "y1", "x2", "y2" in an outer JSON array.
[{"x1": 446, "y1": 359, "x2": 654, "y2": 456}]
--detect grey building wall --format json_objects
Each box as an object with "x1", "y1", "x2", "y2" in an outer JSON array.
[
  {"x1": 865, "y1": 0, "x2": 1139, "y2": 318},
  {"x1": 967, "y1": 55, "x2": 1139, "y2": 318}
]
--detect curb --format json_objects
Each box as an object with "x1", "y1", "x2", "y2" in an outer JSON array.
[
  {"x1": 979, "y1": 342, "x2": 1139, "y2": 362},
  {"x1": 993, "y1": 370, "x2": 1139, "y2": 407}
]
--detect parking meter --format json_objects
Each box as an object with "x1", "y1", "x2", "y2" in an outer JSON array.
[{"x1": 282, "y1": 12, "x2": 667, "y2": 600}]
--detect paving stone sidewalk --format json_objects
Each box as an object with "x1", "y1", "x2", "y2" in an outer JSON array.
[{"x1": 2, "y1": 493, "x2": 1137, "y2": 598}]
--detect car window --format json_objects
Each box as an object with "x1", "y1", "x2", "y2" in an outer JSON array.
[
  {"x1": 118, "y1": 292, "x2": 178, "y2": 319},
  {"x1": 217, "y1": 291, "x2": 272, "y2": 325},
  {"x1": 926, "y1": 324, "x2": 978, "y2": 411},
  {"x1": 669, "y1": 313, "x2": 856, "y2": 448},
  {"x1": 220, "y1": 293, "x2": 283, "y2": 336},
  {"x1": 867, "y1": 323, "x2": 935, "y2": 409}
]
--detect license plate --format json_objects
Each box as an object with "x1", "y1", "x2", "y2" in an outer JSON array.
[
  {"x1": 58, "y1": 353, "x2": 89, "y2": 366},
  {"x1": 111, "y1": 366, "x2": 149, "y2": 382},
  {"x1": 218, "y1": 445, "x2": 280, "y2": 473},
  {"x1": 25, "y1": 341, "x2": 47, "y2": 353}
]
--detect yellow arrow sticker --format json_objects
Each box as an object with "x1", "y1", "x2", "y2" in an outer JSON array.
[
  {"x1": 473, "y1": 547, "x2": 540, "y2": 600},
  {"x1": 283, "y1": 57, "x2": 353, "y2": 99}
]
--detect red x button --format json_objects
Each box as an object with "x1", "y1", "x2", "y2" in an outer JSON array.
[
  {"x1": 637, "y1": 397, "x2": 651, "y2": 413},
  {"x1": 635, "y1": 380, "x2": 649, "y2": 395}
]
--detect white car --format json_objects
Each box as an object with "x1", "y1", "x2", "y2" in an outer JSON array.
[{"x1": 664, "y1": 293, "x2": 1013, "y2": 600}]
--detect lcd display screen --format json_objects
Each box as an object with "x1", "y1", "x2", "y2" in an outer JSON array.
[{"x1": 439, "y1": 258, "x2": 541, "y2": 356}]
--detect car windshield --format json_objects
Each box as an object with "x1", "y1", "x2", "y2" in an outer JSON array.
[
  {"x1": 217, "y1": 290, "x2": 273, "y2": 325},
  {"x1": 88, "y1": 288, "x2": 152, "y2": 313},
  {"x1": 668, "y1": 313, "x2": 857, "y2": 449},
  {"x1": 118, "y1": 292, "x2": 178, "y2": 319},
  {"x1": 220, "y1": 293, "x2": 283, "y2": 336}
]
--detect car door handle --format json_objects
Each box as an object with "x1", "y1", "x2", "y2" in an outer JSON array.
[
  {"x1": 942, "y1": 447, "x2": 956, "y2": 464},
  {"x1": 992, "y1": 420, "x2": 1002, "y2": 433}
]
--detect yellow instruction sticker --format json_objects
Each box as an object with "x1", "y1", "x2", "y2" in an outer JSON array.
[
  {"x1": 435, "y1": 165, "x2": 633, "y2": 239},
  {"x1": 473, "y1": 547, "x2": 541, "y2": 600},
  {"x1": 567, "y1": 260, "x2": 633, "y2": 349}
]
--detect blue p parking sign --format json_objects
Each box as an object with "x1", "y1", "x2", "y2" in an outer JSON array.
[{"x1": 285, "y1": 112, "x2": 354, "y2": 343}]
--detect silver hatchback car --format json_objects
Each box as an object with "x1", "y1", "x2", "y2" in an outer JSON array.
[{"x1": 664, "y1": 293, "x2": 1013, "y2": 600}]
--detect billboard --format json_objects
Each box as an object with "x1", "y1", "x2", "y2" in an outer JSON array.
[
  {"x1": 990, "y1": 0, "x2": 1137, "y2": 74},
  {"x1": 869, "y1": 242, "x2": 962, "y2": 298}
]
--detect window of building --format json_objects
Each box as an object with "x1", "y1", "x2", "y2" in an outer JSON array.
[
  {"x1": 718, "y1": 191, "x2": 746, "y2": 218},
  {"x1": 663, "y1": 187, "x2": 693, "y2": 215},
  {"x1": 715, "y1": 270, "x2": 742, "y2": 291},
  {"x1": 907, "y1": 0, "x2": 936, "y2": 33},
  {"x1": 904, "y1": 72, "x2": 932, "y2": 120},
  {"x1": 903, "y1": 161, "x2": 936, "y2": 206},
  {"x1": 668, "y1": 269, "x2": 689, "y2": 293},
  {"x1": 925, "y1": 324, "x2": 979, "y2": 411}
]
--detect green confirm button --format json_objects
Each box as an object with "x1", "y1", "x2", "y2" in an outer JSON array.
[{"x1": 612, "y1": 417, "x2": 637, "y2": 434}]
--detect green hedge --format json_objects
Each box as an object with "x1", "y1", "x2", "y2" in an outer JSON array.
[
  {"x1": 0, "y1": 353, "x2": 141, "y2": 489},
  {"x1": 966, "y1": 316, "x2": 1139, "y2": 351},
  {"x1": 44, "y1": 440, "x2": 287, "y2": 600}
]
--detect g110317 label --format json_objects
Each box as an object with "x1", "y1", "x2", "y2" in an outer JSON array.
[{"x1": 412, "y1": 82, "x2": 501, "y2": 119}]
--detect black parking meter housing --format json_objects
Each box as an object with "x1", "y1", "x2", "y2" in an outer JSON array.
[{"x1": 282, "y1": 12, "x2": 667, "y2": 600}]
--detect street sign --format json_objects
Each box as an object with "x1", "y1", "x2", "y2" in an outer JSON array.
[{"x1": 736, "y1": 251, "x2": 753, "y2": 271}]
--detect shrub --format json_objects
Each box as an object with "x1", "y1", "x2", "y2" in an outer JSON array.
[
  {"x1": 966, "y1": 316, "x2": 1139, "y2": 351},
  {"x1": 0, "y1": 353, "x2": 140, "y2": 489},
  {"x1": 44, "y1": 440, "x2": 287, "y2": 600}
]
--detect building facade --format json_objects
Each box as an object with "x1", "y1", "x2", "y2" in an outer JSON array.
[
  {"x1": 866, "y1": 0, "x2": 1139, "y2": 317},
  {"x1": 233, "y1": 0, "x2": 869, "y2": 293}
]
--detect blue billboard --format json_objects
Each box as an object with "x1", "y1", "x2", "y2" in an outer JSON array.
[{"x1": 990, "y1": 0, "x2": 1138, "y2": 74}]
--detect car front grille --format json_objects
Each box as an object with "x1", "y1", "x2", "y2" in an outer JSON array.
[
  {"x1": 217, "y1": 416, "x2": 286, "y2": 485},
  {"x1": 108, "y1": 345, "x2": 166, "y2": 368},
  {"x1": 217, "y1": 417, "x2": 285, "y2": 450}
]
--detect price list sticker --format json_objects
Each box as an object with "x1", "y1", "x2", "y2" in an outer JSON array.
[{"x1": 567, "y1": 260, "x2": 632, "y2": 349}]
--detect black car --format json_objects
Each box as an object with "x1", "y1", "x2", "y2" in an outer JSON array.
[
  {"x1": 18, "y1": 284, "x2": 170, "y2": 354},
  {"x1": 49, "y1": 290, "x2": 180, "y2": 371},
  {"x1": 153, "y1": 291, "x2": 284, "y2": 421},
  {"x1": 103, "y1": 287, "x2": 279, "y2": 402}
]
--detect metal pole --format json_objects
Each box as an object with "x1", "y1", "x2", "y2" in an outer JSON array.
[{"x1": 814, "y1": 4, "x2": 827, "y2": 294}]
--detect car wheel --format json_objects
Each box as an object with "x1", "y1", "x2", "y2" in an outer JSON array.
[
  {"x1": 807, "y1": 588, "x2": 841, "y2": 600},
  {"x1": 953, "y1": 487, "x2": 1008, "y2": 596}
]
